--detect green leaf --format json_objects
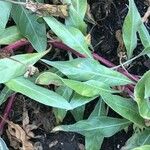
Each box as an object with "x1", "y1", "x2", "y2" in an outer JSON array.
[
  {"x1": 71, "y1": 104, "x2": 85, "y2": 121},
  {"x1": 70, "y1": 0, "x2": 87, "y2": 19},
  {"x1": 64, "y1": 79, "x2": 116, "y2": 97},
  {"x1": 123, "y1": 0, "x2": 141, "y2": 59},
  {"x1": 101, "y1": 93, "x2": 145, "y2": 127},
  {"x1": 0, "y1": 86, "x2": 14, "y2": 105},
  {"x1": 70, "y1": 93, "x2": 97, "y2": 109},
  {"x1": 122, "y1": 130, "x2": 150, "y2": 150},
  {"x1": 11, "y1": 0, "x2": 47, "y2": 52},
  {"x1": 0, "y1": 137, "x2": 9, "y2": 150},
  {"x1": 0, "y1": 1, "x2": 12, "y2": 32},
  {"x1": 6, "y1": 77, "x2": 72, "y2": 110},
  {"x1": 85, "y1": 135, "x2": 104, "y2": 150},
  {"x1": 64, "y1": 0, "x2": 87, "y2": 34},
  {"x1": 44, "y1": 17, "x2": 92, "y2": 58},
  {"x1": 86, "y1": 98, "x2": 106, "y2": 150},
  {"x1": 133, "y1": 145, "x2": 150, "y2": 150},
  {"x1": 0, "y1": 26, "x2": 23, "y2": 45},
  {"x1": 53, "y1": 86, "x2": 73, "y2": 123},
  {"x1": 138, "y1": 24, "x2": 150, "y2": 51},
  {"x1": 134, "y1": 70, "x2": 150, "y2": 119},
  {"x1": 89, "y1": 98, "x2": 106, "y2": 118},
  {"x1": 53, "y1": 116, "x2": 131, "y2": 137},
  {"x1": 0, "y1": 50, "x2": 48, "y2": 83},
  {"x1": 36, "y1": 72, "x2": 116, "y2": 97},
  {"x1": 42, "y1": 58, "x2": 132, "y2": 86}
]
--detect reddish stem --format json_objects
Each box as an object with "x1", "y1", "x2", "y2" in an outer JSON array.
[
  {"x1": 49, "y1": 40, "x2": 141, "y2": 95},
  {"x1": 93, "y1": 53, "x2": 139, "y2": 82},
  {"x1": 2, "y1": 38, "x2": 29, "y2": 53},
  {"x1": 49, "y1": 41, "x2": 139, "y2": 82},
  {"x1": 0, "y1": 94, "x2": 16, "y2": 135}
]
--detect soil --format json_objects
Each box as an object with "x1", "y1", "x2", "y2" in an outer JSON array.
[{"x1": 1, "y1": 0, "x2": 150, "y2": 150}]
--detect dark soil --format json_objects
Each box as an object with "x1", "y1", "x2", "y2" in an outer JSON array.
[{"x1": 1, "y1": 0, "x2": 150, "y2": 150}]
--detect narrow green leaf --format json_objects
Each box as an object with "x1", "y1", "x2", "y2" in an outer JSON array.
[
  {"x1": 133, "y1": 145, "x2": 150, "y2": 150},
  {"x1": 53, "y1": 86, "x2": 73, "y2": 123},
  {"x1": 71, "y1": 0, "x2": 87, "y2": 19},
  {"x1": 0, "y1": 26, "x2": 23, "y2": 45},
  {"x1": 71, "y1": 104, "x2": 85, "y2": 121},
  {"x1": 0, "y1": 137, "x2": 9, "y2": 150},
  {"x1": 122, "y1": 130, "x2": 150, "y2": 150},
  {"x1": 134, "y1": 70, "x2": 150, "y2": 119},
  {"x1": 44, "y1": 17, "x2": 92, "y2": 58},
  {"x1": 101, "y1": 93, "x2": 145, "y2": 127},
  {"x1": 11, "y1": 0, "x2": 47, "y2": 52},
  {"x1": 0, "y1": 86, "x2": 13, "y2": 105},
  {"x1": 63, "y1": 79, "x2": 116, "y2": 97},
  {"x1": 123, "y1": 0, "x2": 141, "y2": 59},
  {"x1": 138, "y1": 24, "x2": 150, "y2": 50},
  {"x1": 0, "y1": 1, "x2": 12, "y2": 32},
  {"x1": 42, "y1": 58, "x2": 132, "y2": 86},
  {"x1": 6, "y1": 77, "x2": 72, "y2": 110},
  {"x1": 0, "y1": 50, "x2": 48, "y2": 83},
  {"x1": 70, "y1": 93, "x2": 97, "y2": 109},
  {"x1": 53, "y1": 116, "x2": 131, "y2": 137},
  {"x1": 86, "y1": 98, "x2": 106, "y2": 150},
  {"x1": 36, "y1": 72, "x2": 116, "y2": 97},
  {"x1": 89, "y1": 98, "x2": 106, "y2": 118},
  {"x1": 64, "y1": 0, "x2": 87, "y2": 34},
  {"x1": 85, "y1": 135, "x2": 104, "y2": 150}
]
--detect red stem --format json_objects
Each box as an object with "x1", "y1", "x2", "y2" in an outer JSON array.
[
  {"x1": 49, "y1": 40, "x2": 141, "y2": 95},
  {"x1": 2, "y1": 38, "x2": 29, "y2": 53},
  {"x1": 49, "y1": 41, "x2": 139, "y2": 82},
  {"x1": 0, "y1": 94, "x2": 16, "y2": 135}
]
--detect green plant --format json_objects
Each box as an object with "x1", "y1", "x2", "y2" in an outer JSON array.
[{"x1": 0, "y1": 0, "x2": 150, "y2": 149}]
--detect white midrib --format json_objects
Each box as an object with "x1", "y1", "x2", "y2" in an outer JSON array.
[
  {"x1": 71, "y1": 121, "x2": 131, "y2": 132},
  {"x1": 20, "y1": 4, "x2": 42, "y2": 50}
]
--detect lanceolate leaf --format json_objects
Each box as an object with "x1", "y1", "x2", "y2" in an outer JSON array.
[
  {"x1": 101, "y1": 93, "x2": 145, "y2": 127},
  {"x1": 0, "y1": 86, "x2": 13, "y2": 105},
  {"x1": 133, "y1": 145, "x2": 150, "y2": 150},
  {"x1": 11, "y1": 0, "x2": 47, "y2": 52},
  {"x1": 36, "y1": 72, "x2": 117, "y2": 97},
  {"x1": 89, "y1": 98, "x2": 106, "y2": 118},
  {"x1": 42, "y1": 58, "x2": 132, "y2": 86},
  {"x1": 70, "y1": 93, "x2": 97, "y2": 109},
  {"x1": 64, "y1": 0, "x2": 87, "y2": 34},
  {"x1": 53, "y1": 116, "x2": 131, "y2": 137},
  {"x1": 123, "y1": 0, "x2": 141, "y2": 59},
  {"x1": 86, "y1": 98, "x2": 106, "y2": 150},
  {"x1": 71, "y1": 104, "x2": 85, "y2": 121},
  {"x1": 53, "y1": 86, "x2": 73, "y2": 123},
  {"x1": 0, "y1": 137, "x2": 9, "y2": 150},
  {"x1": 122, "y1": 130, "x2": 150, "y2": 150},
  {"x1": 138, "y1": 24, "x2": 150, "y2": 51},
  {"x1": 64, "y1": 0, "x2": 87, "y2": 19},
  {"x1": 0, "y1": 26, "x2": 23, "y2": 45},
  {"x1": 44, "y1": 17, "x2": 92, "y2": 58},
  {"x1": 6, "y1": 77, "x2": 72, "y2": 110},
  {"x1": 0, "y1": 50, "x2": 48, "y2": 83},
  {"x1": 134, "y1": 70, "x2": 150, "y2": 119},
  {"x1": 0, "y1": 1, "x2": 12, "y2": 32}
]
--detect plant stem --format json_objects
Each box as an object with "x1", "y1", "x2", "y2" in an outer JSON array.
[
  {"x1": 2, "y1": 38, "x2": 29, "y2": 53},
  {"x1": 49, "y1": 40, "x2": 139, "y2": 82},
  {"x1": 0, "y1": 94, "x2": 16, "y2": 135},
  {"x1": 112, "y1": 53, "x2": 143, "y2": 70}
]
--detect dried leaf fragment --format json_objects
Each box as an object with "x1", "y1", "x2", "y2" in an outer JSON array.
[
  {"x1": 142, "y1": 6, "x2": 150, "y2": 23},
  {"x1": 7, "y1": 121, "x2": 34, "y2": 150},
  {"x1": 26, "y1": 1, "x2": 68, "y2": 18},
  {"x1": 115, "y1": 30, "x2": 127, "y2": 62}
]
